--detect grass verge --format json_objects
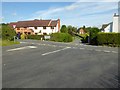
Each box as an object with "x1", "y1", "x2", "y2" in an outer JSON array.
[{"x1": 0, "y1": 40, "x2": 20, "y2": 46}]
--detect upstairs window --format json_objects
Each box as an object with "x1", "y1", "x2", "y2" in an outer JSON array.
[
  {"x1": 34, "y1": 27, "x2": 37, "y2": 29},
  {"x1": 43, "y1": 26, "x2": 46, "y2": 29},
  {"x1": 17, "y1": 28, "x2": 20, "y2": 30},
  {"x1": 51, "y1": 26, "x2": 54, "y2": 29},
  {"x1": 24, "y1": 27, "x2": 27, "y2": 29}
]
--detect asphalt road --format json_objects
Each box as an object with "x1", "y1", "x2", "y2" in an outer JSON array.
[{"x1": 2, "y1": 40, "x2": 119, "y2": 88}]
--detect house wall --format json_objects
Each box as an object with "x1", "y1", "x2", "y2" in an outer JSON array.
[
  {"x1": 79, "y1": 29, "x2": 86, "y2": 34},
  {"x1": 113, "y1": 15, "x2": 119, "y2": 33},
  {"x1": 104, "y1": 24, "x2": 110, "y2": 32},
  {"x1": 28, "y1": 24, "x2": 59, "y2": 35},
  {"x1": 15, "y1": 27, "x2": 34, "y2": 34}
]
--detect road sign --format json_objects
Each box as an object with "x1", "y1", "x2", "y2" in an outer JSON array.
[{"x1": 44, "y1": 35, "x2": 50, "y2": 40}]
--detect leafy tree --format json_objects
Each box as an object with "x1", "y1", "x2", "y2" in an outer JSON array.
[
  {"x1": 67, "y1": 25, "x2": 73, "y2": 35},
  {"x1": 72, "y1": 27, "x2": 77, "y2": 32},
  {"x1": 87, "y1": 27, "x2": 100, "y2": 44},
  {"x1": 2, "y1": 24, "x2": 16, "y2": 41},
  {"x1": 60, "y1": 25, "x2": 68, "y2": 33},
  {"x1": 67, "y1": 25, "x2": 72, "y2": 31},
  {"x1": 81, "y1": 27, "x2": 100, "y2": 44}
]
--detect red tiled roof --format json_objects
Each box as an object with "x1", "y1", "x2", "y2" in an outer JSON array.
[
  {"x1": 50, "y1": 20, "x2": 58, "y2": 26},
  {"x1": 9, "y1": 19, "x2": 58, "y2": 28}
]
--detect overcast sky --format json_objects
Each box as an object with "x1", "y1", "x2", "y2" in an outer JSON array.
[{"x1": 1, "y1": 0, "x2": 119, "y2": 28}]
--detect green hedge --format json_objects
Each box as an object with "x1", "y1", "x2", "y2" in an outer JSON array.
[
  {"x1": 97, "y1": 32, "x2": 120, "y2": 46},
  {"x1": 2, "y1": 24, "x2": 16, "y2": 41},
  {"x1": 50, "y1": 33, "x2": 73, "y2": 42},
  {"x1": 27, "y1": 35, "x2": 44, "y2": 40}
]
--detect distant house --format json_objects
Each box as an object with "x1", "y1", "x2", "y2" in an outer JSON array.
[
  {"x1": 78, "y1": 28, "x2": 86, "y2": 34},
  {"x1": 101, "y1": 13, "x2": 119, "y2": 33},
  {"x1": 9, "y1": 19, "x2": 60, "y2": 35}
]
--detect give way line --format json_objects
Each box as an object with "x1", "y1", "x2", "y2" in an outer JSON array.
[
  {"x1": 42, "y1": 47, "x2": 71, "y2": 56},
  {"x1": 7, "y1": 46, "x2": 37, "y2": 52}
]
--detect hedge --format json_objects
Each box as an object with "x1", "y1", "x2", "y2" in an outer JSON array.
[
  {"x1": 27, "y1": 35, "x2": 44, "y2": 40},
  {"x1": 2, "y1": 24, "x2": 16, "y2": 41},
  {"x1": 97, "y1": 32, "x2": 120, "y2": 46},
  {"x1": 50, "y1": 33, "x2": 73, "y2": 42}
]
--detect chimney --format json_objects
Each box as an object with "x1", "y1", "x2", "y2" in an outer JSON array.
[
  {"x1": 57, "y1": 19, "x2": 60, "y2": 32},
  {"x1": 34, "y1": 19, "x2": 39, "y2": 21},
  {"x1": 113, "y1": 13, "x2": 119, "y2": 32},
  {"x1": 114, "y1": 13, "x2": 116, "y2": 16}
]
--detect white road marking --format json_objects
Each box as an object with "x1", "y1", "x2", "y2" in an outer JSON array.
[
  {"x1": 7, "y1": 46, "x2": 37, "y2": 52},
  {"x1": 20, "y1": 42, "x2": 27, "y2": 43},
  {"x1": 59, "y1": 46, "x2": 64, "y2": 48},
  {"x1": 111, "y1": 51, "x2": 118, "y2": 53},
  {"x1": 95, "y1": 49, "x2": 102, "y2": 52},
  {"x1": 103, "y1": 50, "x2": 111, "y2": 53},
  {"x1": 42, "y1": 47, "x2": 71, "y2": 56},
  {"x1": 72, "y1": 47, "x2": 76, "y2": 49},
  {"x1": 80, "y1": 48, "x2": 85, "y2": 49}
]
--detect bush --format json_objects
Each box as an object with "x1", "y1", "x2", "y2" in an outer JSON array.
[
  {"x1": 2, "y1": 24, "x2": 16, "y2": 41},
  {"x1": 50, "y1": 33, "x2": 73, "y2": 42},
  {"x1": 97, "y1": 32, "x2": 120, "y2": 46},
  {"x1": 27, "y1": 35, "x2": 44, "y2": 40},
  {"x1": 80, "y1": 27, "x2": 100, "y2": 44},
  {"x1": 21, "y1": 34, "x2": 27, "y2": 40},
  {"x1": 80, "y1": 33, "x2": 89, "y2": 43}
]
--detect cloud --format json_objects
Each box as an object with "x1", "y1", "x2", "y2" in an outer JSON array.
[
  {"x1": 29, "y1": 1, "x2": 118, "y2": 27},
  {"x1": 31, "y1": 2, "x2": 97, "y2": 19}
]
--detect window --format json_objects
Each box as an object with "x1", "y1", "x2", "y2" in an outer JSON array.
[
  {"x1": 43, "y1": 26, "x2": 46, "y2": 29},
  {"x1": 43, "y1": 33, "x2": 47, "y2": 35},
  {"x1": 34, "y1": 27, "x2": 37, "y2": 29},
  {"x1": 51, "y1": 26, "x2": 54, "y2": 29},
  {"x1": 28, "y1": 32, "x2": 31, "y2": 35},
  {"x1": 24, "y1": 32, "x2": 27, "y2": 34},
  {"x1": 17, "y1": 28, "x2": 20, "y2": 30}
]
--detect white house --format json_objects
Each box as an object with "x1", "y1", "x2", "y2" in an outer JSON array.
[
  {"x1": 9, "y1": 19, "x2": 60, "y2": 35},
  {"x1": 101, "y1": 13, "x2": 120, "y2": 33}
]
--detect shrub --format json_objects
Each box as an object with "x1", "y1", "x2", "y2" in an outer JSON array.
[
  {"x1": 97, "y1": 32, "x2": 120, "y2": 46},
  {"x1": 80, "y1": 27, "x2": 100, "y2": 44},
  {"x1": 27, "y1": 35, "x2": 44, "y2": 40},
  {"x1": 50, "y1": 33, "x2": 73, "y2": 42},
  {"x1": 2, "y1": 24, "x2": 16, "y2": 41},
  {"x1": 80, "y1": 33, "x2": 89, "y2": 43},
  {"x1": 21, "y1": 34, "x2": 27, "y2": 40}
]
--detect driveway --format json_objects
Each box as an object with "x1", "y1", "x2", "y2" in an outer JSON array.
[{"x1": 2, "y1": 40, "x2": 119, "y2": 88}]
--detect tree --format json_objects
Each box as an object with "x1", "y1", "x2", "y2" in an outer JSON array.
[
  {"x1": 60, "y1": 25, "x2": 68, "y2": 33},
  {"x1": 72, "y1": 27, "x2": 77, "y2": 32},
  {"x1": 87, "y1": 27, "x2": 100, "y2": 44},
  {"x1": 2, "y1": 24, "x2": 16, "y2": 40}
]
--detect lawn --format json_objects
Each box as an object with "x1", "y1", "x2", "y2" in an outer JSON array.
[{"x1": 0, "y1": 40, "x2": 20, "y2": 46}]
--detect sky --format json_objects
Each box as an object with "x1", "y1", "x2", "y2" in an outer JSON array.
[{"x1": 1, "y1": 0, "x2": 119, "y2": 28}]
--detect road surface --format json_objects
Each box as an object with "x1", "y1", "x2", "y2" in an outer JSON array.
[{"x1": 2, "y1": 40, "x2": 119, "y2": 88}]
